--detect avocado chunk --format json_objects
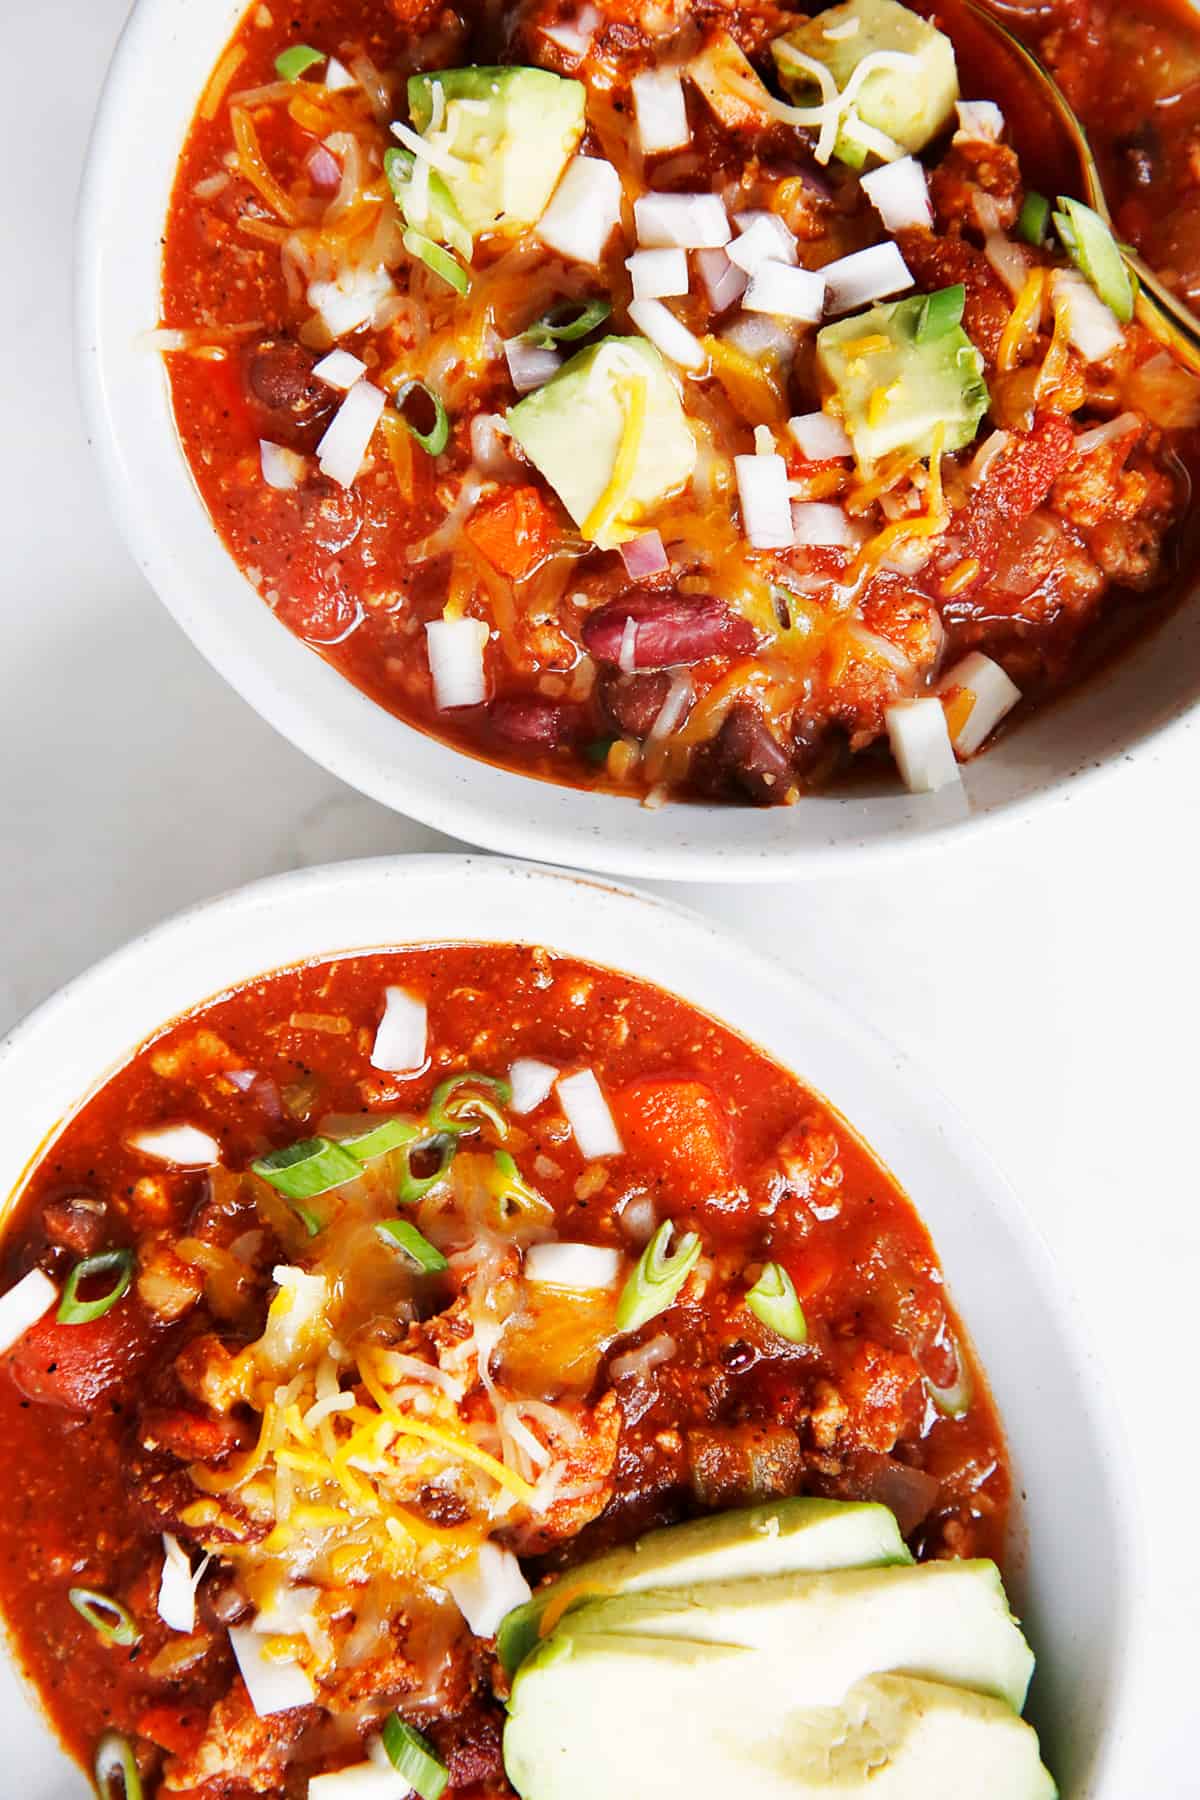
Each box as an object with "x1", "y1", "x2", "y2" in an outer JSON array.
[
  {"x1": 772, "y1": 0, "x2": 959, "y2": 169},
  {"x1": 498, "y1": 1497, "x2": 911, "y2": 1677},
  {"x1": 506, "y1": 336, "x2": 696, "y2": 550},
  {"x1": 406, "y1": 67, "x2": 586, "y2": 237},
  {"x1": 505, "y1": 1646, "x2": 1057, "y2": 1800},
  {"x1": 815, "y1": 290, "x2": 989, "y2": 471},
  {"x1": 557, "y1": 1559, "x2": 1035, "y2": 1712}
]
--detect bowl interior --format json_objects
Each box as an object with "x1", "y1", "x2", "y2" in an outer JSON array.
[
  {"x1": 78, "y1": 0, "x2": 1200, "y2": 881},
  {"x1": 0, "y1": 857, "x2": 1134, "y2": 1794}
]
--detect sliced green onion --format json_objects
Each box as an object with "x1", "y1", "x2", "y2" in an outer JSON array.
[
  {"x1": 1017, "y1": 190, "x2": 1050, "y2": 247},
  {"x1": 1052, "y1": 196, "x2": 1134, "y2": 323},
  {"x1": 925, "y1": 1335, "x2": 973, "y2": 1418},
  {"x1": 59, "y1": 1250, "x2": 133, "y2": 1326},
  {"x1": 492, "y1": 1150, "x2": 553, "y2": 1223},
  {"x1": 69, "y1": 1588, "x2": 140, "y2": 1648},
  {"x1": 341, "y1": 1117, "x2": 421, "y2": 1161},
  {"x1": 382, "y1": 1715, "x2": 448, "y2": 1800},
  {"x1": 522, "y1": 299, "x2": 612, "y2": 350},
  {"x1": 94, "y1": 1731, "x2": 143, "y2": 1800},
  {"x1": 392, "y1": 378, "x2": 451, "y2": 457},
  {"x1": 377, "y1": 1218, "x2": 450, "y2": 1274},
  {"x1": 397, "y1": 1133, "x2": 457, "y2": 1204},
  {"x1": 745, "y1": 1262, "x2": 807, "y2": 1344},
  {"x1": 914, "y1": 284, "x2": 965, "y2": 343},
  {"x1": 583, "y1": 737, "x2": 615, "y2": 767},
  {"x1": 252, "y1": 1137, "x2": 362, "y2": 1201},
  {"x1": 403, "y1": 226, "x2": 471, "y2": 295},
  {"x1": 429, "y1": 1073, "x2": 511, "y2": 1138},
  {"x1": 274, "y1": 44, "x2": 325, "y2": 81},
  {"x1": 384, "y1": 148, "x2": 472, "y2": 260},
  {"x1": 615, "y1": 1221, "x2": 701, "y2": 1334}
]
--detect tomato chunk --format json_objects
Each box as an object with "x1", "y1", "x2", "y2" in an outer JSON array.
[
  {"x1": 612, "y1": 1078, "x2": 732, "y2": 1201},
  {"x1": 6, "y1": 1304, "x2": 155, "y2": 1412},
  {"x1": 464, "y1": 486, "x2": 559, "y2": 580}
]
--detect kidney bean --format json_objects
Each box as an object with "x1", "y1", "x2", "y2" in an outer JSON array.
[
  {"x1": 489, "y1": 697, "x2": 571, "y2": 747},
  {"x1": 42, "y1": 1193, "x2": 108, "y2": 1257},
  {"x1": 696, "y1": 703, "x2": 795, "y2": 806},
  {"x1": 243, "y1": 336, "x2": 335, "y2": 439},
  {"x1": 596, "y1": 669, "x2": 672, "y2": 739},
  {"x1": 582, "y1": 593, "x2": 758, "y2": 670}
]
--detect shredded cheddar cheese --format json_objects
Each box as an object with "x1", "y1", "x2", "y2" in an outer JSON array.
[
  {"x1": 997, "y1": 268, "x2": 1046, "y2": 374},
  {"x1": 582, "y1": 373, "x2": 648, "y2": 544}
]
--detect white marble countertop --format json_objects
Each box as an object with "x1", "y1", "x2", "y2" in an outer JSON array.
[{"x1": 2, "y1": 0, "x2": 1198, "y2": 1790}]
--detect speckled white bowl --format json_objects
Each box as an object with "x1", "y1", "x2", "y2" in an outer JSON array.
[
  {"x1": 76, "y1": 0, "x2": 1200, "y2": 880},
  {"x1": 0, "y1": 858, "x2": 1137, "y2": 1795}
]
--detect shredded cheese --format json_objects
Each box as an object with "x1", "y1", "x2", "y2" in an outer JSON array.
[
  {"x1": 996, "y1": 268, "x2": 1046, "y2": 374},
  {"x1": 582, "y1": 374, "x2": 649, "y2": 544}
]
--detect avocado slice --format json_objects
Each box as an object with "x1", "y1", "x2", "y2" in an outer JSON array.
[
  {"x1": 557, "y1": 1559, "x2": 1035, "y2": 1712},
  {"x1": 505, "y1": 1645, "x2": 1057, "y2": 1800},
  {"x1": 506, "y1": 336, "x2": 697, "y2": 550},
  {"x1": 815, "y1": 290, "x2": 989, "y2": 471},
  {"x1": 772, "y1": 0, "x2": 959, "y2": 169},
  {"x1": 498, "y1": 1497, "x2": 911, "y2": 1677},
  {"x1": 406, "y1": 67, "x2": 586, "y2": 237}
]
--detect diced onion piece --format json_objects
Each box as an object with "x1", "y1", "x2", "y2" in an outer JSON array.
[
  {"x1": 722, "y1": 313, "x2": 801, "y2": 363},
  {"x1": 626, "y1": 247, "x2": 689, "y2": 300},
  {"x1": 128, "y1": 1124, "x2": 220, "y2": 1166},
  {"x1": 788, "y1": 411, "x2": 852, "y2": 460},
  {"x1": 229, "y1": 1624, "x2": 316, "y2": 1716},
  {"x1": 627, "y1": 298, "x2": 705, "y2": 370},
  {"x1": 0, "y1": 1269, "x2": 56, "y2": 1355},
  {"x1": 537, "y1": 156, "x2": 622, "y2": 265},
  {"x1": 252, "y1": 1584, "x2": 320, "y2": 1636},
  {"x1": 618, "y1": 616, "x2": 639, "y2": 673},
  {"x1": 425, "y1": 616, "x2": 489, "y2": 710},
  {"x1": 541, "y1": 4, "x2": 600, "y2": 58},
  {"x1": 859, "y1": 157, "x2": 932, "y2": 233},
  {"x1": 618, "y1": 530, "x2": 669, "y2": 578},
  {"x1": 966, "y1": 428, "x2": 1011, "y2": 486},
  {"x1": 608, "y1": 1330, "x2": 677, "y2": 1381},
  {"x1": 508, "y1": 1058, "x2": 559, "y2": 1114},
  {"x1": 259, "y1": 440, "x2": 307, "y2": 491},
  {"x1": 728, "y1": 212, "x2": 797, "y2": 273},
  {"x1": 469, "y1": 411, "x2": 518, "y2": 474},
  {"x1": 158, "y1": 1534, "x2": 204, "y2": 1635},
  {"x1": 634, "y1": 192, "x2": 730, "y2": 250},
  {"x1": 694, "y1": 247, "x2": 748, "y2": 312},
  {"x1": 308, "y1": 1760, "x2": 410, "y2": 1799},
  {"x1": 791, "y1": 501, "x2": 857, "y2": 548},
  {"x1": 262, "y1": 1267, "x2": 329, "y2": 1364},
  {"x1": 445, "y1": 1543, "x2": 531, "y2": 1639},
  {"x1": 647, "y1": 669, "x2": 694, "y2": 741},
  {"x1": 324, "y1": 55, "x2": 356, "y2": 91},
  {"x1": 983, "y1": 230, "x2": 1028, "y2": 300},
  {"x1": 632, "y1": 68, "x2": 691, "y2": 155},
  {"x1": 743, "y1": 261, "x2": 826, "y2": 323},
  {"x1": 312, "y1": 347, "x2": 366, "y2": 390},
  {"x1": 504, "y1": 338, "x2": 562, "y2": 394},
  {"x1": 307, "y1": 265, "x2": 393, "y2": 338},
  {"x1": 371, "y1": 986, "x2": 427, "y2": 1073},
  {"x1": 822, "y1": 242, "x2": 914, "y2": 315},
  {"x1": 1052, "y1": 270, "x2": 1124, "y2": 363},
  {"x1": 316, "y1": 378, "x2": 386, "y2": 487},
  {"x1": 555, "y1": 1069, "x2": 623, "y2": 1159},
  {"x1": 524, "y1": 1242, "x2": 623, "y2": 1289},
  {"x1": 1072, "y1": 411, "x2": 1141, "y2": 457},
  {"x1": 954, "y1": 99, "x2": 1005, "y2": 143},
  {"x1": 938, "y1": 652, "x2": 1021, "y2": 756},
  {"x1": 735, "y1": 452, "x2": 793, "y2": 549},
  {"x1": 885, "y1": 697, "x2": 961, "y2": 793}
]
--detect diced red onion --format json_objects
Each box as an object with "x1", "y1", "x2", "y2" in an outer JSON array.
[
  {"x1": 524, "y1": 1242, "x2": 623, "y2": 1289},
  {"x1": 743, "y1": 261, "x2": 826, "y2": 323},
  {"x1": 537, "y1": 156, "x2": 623, "y2": 265},
  {"x1": 628, "y1": 298, "x2": 705, "y2": 370},
  {"x1": 555, "y1": 1069, "x2": 623, "y2": 1158},
  {"x1": 509, "y1": 1057, "x2": 559, "y2": 1114},
  {"x1": 305, "y1": 143, "x2": 342, "y2": 191},
  {"x1": 619, "y1": 530, "x2": 669, "y2": 578},
  {"x1": 229, "y1": 1626, "x2": 315, "y2": 1717},
  {"x1": 885, "y1": 697, "x2": 960, "y2": 794},
  {"x1": 728, "y1": 211, "x2": 797, "y2": 273},
  {"x1": 626, "y1": 247, "x2": 689, "y2": 300},
  {"x1": 954, "y1": 99, "x2": 1004, "y2": 143},
  {"x1": 128, "y1": 1124, "x2": 221, "y2": 1166},
  {"x1": 1072, "y1": 411, "x2": 1141, "y2": 457},
  {"x1": 735, "y1": 452, "x2": 794, "y2": 549},
  {"x1": 634, "y1": 192, "x2": 730, "y2": 250},
  {"x1": 259, "y1": 440, "x2": 307, "y2": 491},
  {"x1": 632, "y1": 68, "x2": 691, "y2": 155},
  {"x1": 312, "y1": 347, "x2": 366, "y2": 390},
  {"x1": 504, "y1": 338, "x2": 562, "y2": 394},
  {"x1": 791, "y1": 501, "x2": 858, "y2": 548},
  {"x1": 787, "y1": 411, "x2": 852, "y2": 460},
  {"x1": 370, "y1": 985, "x2": 427, "y2": 1074},
  {"x1": 859, "y1": 156, "x2": 932, "y2": 232},
  {"x1": 316, "y1": 378, "x2": 386, "y2": 488},
  {"x1": 695, "y1": 247, "x2": 748, "y2": 312},
  {"x1": 0, "y1": 1269, "x2": 57, "y2": 1356},
  {"x1": 938, "y1": 651, "x2": 1021, "y2": 755},
  {"x1": 822, "y1": 242, "x2": 914, "y2": 315}
]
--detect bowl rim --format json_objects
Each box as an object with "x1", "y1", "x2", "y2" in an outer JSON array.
[
  {"x1": 0, "y1": 853, "x2": 1143, "y2": 1794},
  {"x1": 74, "y1": 0, "x2": 1200, "y2": 884}
]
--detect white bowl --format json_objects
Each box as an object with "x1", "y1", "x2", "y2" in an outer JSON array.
[
  {"x1": 0, "y1": 856, "x2": 1135, "y2": 1795},
  {"x1": 76, "y1": 0, "x2": 1200, "y2": 883}
]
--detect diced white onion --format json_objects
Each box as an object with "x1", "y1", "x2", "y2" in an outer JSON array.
[
  {"x1": 619, "y1": 530, "x2": 669, "y2": 578},
  {"x1": 524, "y1": 1242, "x2": 623, "y2": 1289},
  {"x1": 537, "y1": 156, "x2": 623, "y2": 265},
  {"x1": 312, "y1": 348, "x2": 367, "y2": 390},
  {"x1": 158, "y1": 1534, "x2": 205, "y2": 1635},
  {"x1": 323, "y1": 56, "x2": 356, "y2": 92},
  {"x1": 618, "y1": 616, "x2": 639, "y2": 673},
  {"x1": 252, "y1": 1584, "x2": 320, "y2": 1637},
  {"x1": 509, "y1": 1057, "x2": 559, "y2": 1114},
  {"x1": 647, "y1": 670, "x2": 694, "y2": 741},
  {"x1": 735, "y1": 452, "x2": 794, "y2": 549},
  {"x1": 618, "y1": 1193, "x2": 656, "y2": 1243},
  {"x1": 0, "y1": 1269, "x2": 56, "y2": 1355},
  {"x1": 632, "y1": 68, "x2": 691, "y2": 155},
  {"x1": 316, "y1": 378, "x2": 386, "y2": 488},
  {"x1": 886, "y1": 697, "x2": 961, "y2": 793},
  {"x1": 984, "y1": 232, "x2": 1028, "y2": 300},
  {"x1": 555, "y1": 1069, "x2": 623, "y2": 1159},
  {"x1": 694, "y1": 247, "x2": 748, "y2": 312},
  {"x1": 259, "y1": 440, "x2": 307, "y2": 491},
  {"x1": 728, "y1": 212, "x2": 797, "y2": 273},
  {"x1": 822, "y1": 242, "x2": 914, "y2": 315},
  {"x1": 308, "y1": 1760, "x2": 410, "y2": 1800},
  {"x1": 445, "y1": 1543, "x2": 531, "y2": 1638},
  {"x1": 627, "y1": 298, "x2": 705, "y2": 370},
  {"x1": 966, "y1": 428, "x2": 1011, "y2": 486},
  {"x1": 1072, "y1": 411, "x2": 1141, "y2": 457},
  {"x1": 635, "y1": 192, "x2": 730, "y2": 250},
  {"x1": 229, "y1": 1625, "x2": 316, "y2": 1716},
  {"x1": 722, "y1": 314, "x2": 800, "y2": 364},
  {"x1": 791, "y1": 501, "x2": 858, "y2": 548},
  {"x1": 469, "y1": 411, "x2": 519, "y2": 474},
  {"x1": 504, "y1": 338, "x2": 562, "y2": 394},
  {"x1": 425, "y1": 616, "x2": 489, "y2": 710},
  {"x1": 938, "y1": 652, "x2": 1021, "y2": 756},
  {"x1": 609, "y1": 1331, "x2": 677, "y2": 1382},
  {"x1": 954, "y1": 99, "x2": 1005, "y2": 143},
  {"x1": 1052, "y1": 271, "x2": 1125, "y2": 363},
  {"x1": 370, "y1": 986, "x2": 427, "y2": 1074},
  {"x1": 754, "y1": 424, "x2": 776, "y2": 456},
  {"x1": 541, "y1": 4, "x2": 600, "y2": 58},
  {"x1": 859, "y1": 157, "x2": 932, "y2": 232},
  {"x1": 307, "y1": 265, "x2": 393, "y2": 338},
  {"x1": 626, "y1": 247, "x2": 689, "y2": 300},
  {"x1": 788, "y1": 411, "x2": 852, "y2": 460},
  {"x1": 743, "y1": 261, "x2": 826, "y2": 323},
  {"x1": 128, "y1": 1124, "x2": 220, "y2": 1166}
]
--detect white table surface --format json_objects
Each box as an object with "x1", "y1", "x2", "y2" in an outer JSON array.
[{"x1": 3, "y1": 0, "x2": 1198, "y2": 1790}]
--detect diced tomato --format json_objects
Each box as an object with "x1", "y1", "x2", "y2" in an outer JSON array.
[
  {"x1": 777, "y1": 1243, "x2": 838, "y2": 1302},
  {"x1": 139, "y1": 1406, "x2": 247, "y2": 1463},
  {"x1": 5, "y1": 1304, "x2": 156, "y2": 1412},
  {"x1": 612, "y1": 1078, "x2": 733, "y2": 1202},
  {"x1": 463, "y1": 486, "x2": 559, "y2": 581},
  {"x1": 135, "y1": 1702, "x2": 210, "y2": 1759}
]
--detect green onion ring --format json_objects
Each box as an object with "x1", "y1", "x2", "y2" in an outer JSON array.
[
  {"x1": 58, "y1": 1250, "x2": 133, "y2": 1326},
  {"x1": 377, "y1": 1218, "x2": 450, "y2": 1275},
  {"x1": 341, "y1": 1117, "x2": 422, "y2": 1161},
  {"x1": 94, "y1": 1731, "x2": 143, "y2": 1800},
  {"x1": 914, "y1": 284, "x2": 966, "y2": 342},
  {"x1": 492, "y1": 1150, "x2": 552, "y2": 1223},
  {"x1": 744, "y1": 1261, "x2": 808, "y2": 1344},
  {"x1": 392, "y1": 378, "x2": 451, "y2": 457},
  {"x1": 69, "y1": 1587, "x2": 140, "y2": 1648},
  {"x1": 522, "y1": 298, "x2": 612, "y2": 349},
  {"x1": 382, "y1": 1715, "x2": 449, "y2": 1800},
  {"x1": 396, "y1": 1132, "x2": 458, "y2": 1205},
  {"x1": 429, "y1": 1073, "x2": 511, "y2": 1138},
  {"x1": 615, "y1": 1221, "x2": 701, "y2": 1334},
  {"x1": 403, "y1": 227, "x2": 471, "y2": 296},
  {"x1": 274, "y1": 44, "x2": 325, "y2": 81},
  {"x1": 252, "y1": 1136, "x2": 362, "y2": 1202},
  {"x1": 1016, "y1": 190, "x2": 1050, "y2": 247}
]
